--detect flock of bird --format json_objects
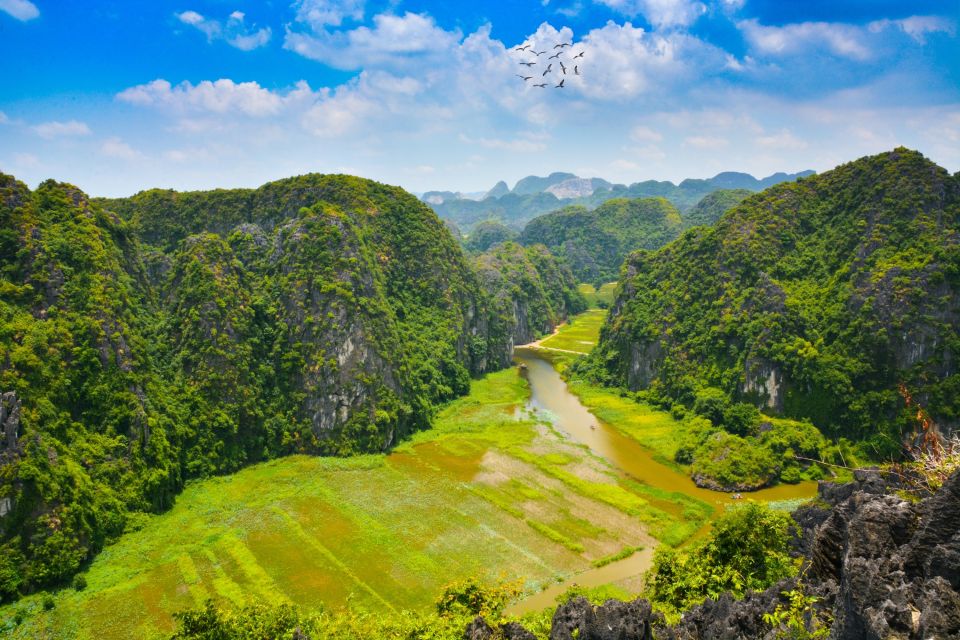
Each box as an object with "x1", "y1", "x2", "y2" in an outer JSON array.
[{"x1": 512, "y1": 42, "x2": 584, "y2": 88}]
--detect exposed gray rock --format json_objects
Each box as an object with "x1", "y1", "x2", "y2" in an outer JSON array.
[
  {"x1": 549, "y1": 596, "x2": 662, "y2": 640},
  {"x1": 468, "y1": 470, "x2": 960, "y2": 640}
]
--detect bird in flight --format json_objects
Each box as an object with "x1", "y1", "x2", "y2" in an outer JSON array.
[
  {"x1": 534, "y1": 83, "x2": 548, "y2": 88},
  {"x1": 514, "y1": 44, "x2": 531, "y2": 51},
  {"x1": 574, "y1": 65, "x2": 580, "y2": 75},
  {"x1": 542, "y1": 63, "x2": 553, "y2": 76},
  {"x1": 532, "y1": 50, "x2": 547, "y2": 56},
  {"x1": 519, "y1": 61, "x2": 536, "y2": 67},
  {"x1": 516, "y1": 75, "x2": 533, "y2": 81},
  {"x1": 555, "y1": 79, "x2": 565, "y2": 88},
  {"x1": 554, "y1": 42, "x2": 571, "y2": 49},
  {"x1": 559, "y1": 62, "x2": 567, "y2": 74},
  {"x1": 573, "y1": 51, "x2": 585, "y2": 58},
  {"x1": 549, "y1": 51, "x2": 562, "y2": 59}
]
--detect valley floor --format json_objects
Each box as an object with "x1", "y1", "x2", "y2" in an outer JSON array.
[{"x1": 0, "y1": 301, "x2": 814, "y2": 640}]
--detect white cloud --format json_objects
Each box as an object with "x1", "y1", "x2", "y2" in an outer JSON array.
[
  {"x1": 594, "y1": 0, "x2": 706, "y2": 28},
  {"x1": 575, "y1": 21, "x2": 726, "y2": 100},
  {"x1": 868, "y1": 15, "x2": 956, "y2": 44},
  {"x1": 0, "y1": 0, "x2": 38, "y2": 21},
  {"x1": 630, "y1": 125, "x2": 663, "y2": 142},
  {"x1": 117, "y1": 79, "x2": 315, "y2": 116},
  {"x1": 738, "y1": 19, "x2": 870, "y2": 60},
  {"x1": 176, "y1": 9, "x2": 271, "y2": 51},
  {"x1": 285, "y1": 11, "x2": 461, "y2": 70},
  {"x1": 33, "y1": 120, "x2": 92, "y2": 139},
  {"x1": 301, "y1": 87, "x2": 377, "y2": 137},
  {"x1": 101, "y1": 137, "x2": 143, "y2": 160},
  {"x1": 0, "y1": 111, "x2": 8, "y2": 124},
  {"x1": 294, "y1": 0, "x2": 364, "y2": 28},
  {"x1": 684, "y1": 135, "x2": 728, "y2": 149}
]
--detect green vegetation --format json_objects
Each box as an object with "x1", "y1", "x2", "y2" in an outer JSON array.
[
  {"x1": 646, "y1": 502, "x2": 797, "y2": 617},
  {"x1": 577, "y1": 282, "x2": 617, "y2": 309},
  {"x1": 426, "y1": 171, "x2": 812, "y2": 231},
  {"x1": 539, "y1": 308, "x2": 607, "y2": 353},
  {"x1": 0, "y1": 365, "x2": 710, "y2": 638},
  {"x1": 682, "y1": 188, "x2": 752, "y2": 229},
  {"x1": 463, "y1": 220, "x2": 518, "y2": 253},
  {"x1": 0, "y1": 172, "x2": 586, "y2": 600},
  {"x1": 474, "y1": 242, "x2": 588, "y2": 346},
  {"x1": 587, "y1": 149, "x2": 960, "y2": 477},
  {"x1": 520, "y1": 197, "x2": 683, "y2": 283}
]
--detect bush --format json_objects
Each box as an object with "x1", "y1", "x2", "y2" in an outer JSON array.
[
  {"x1": 72, "y1": 574, "x2": 87, "y2": 591},
  {"x1": 648, "y1": 503, "x2": 797, "y2": 614}
]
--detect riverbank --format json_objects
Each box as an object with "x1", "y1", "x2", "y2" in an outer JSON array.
[{"x1": 0, "y1": 364, "x2": 702, "y2": 638}]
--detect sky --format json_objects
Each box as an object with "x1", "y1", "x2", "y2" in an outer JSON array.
[{"x1": 0, "y1": 0, "x2": 958, "y2": 197}]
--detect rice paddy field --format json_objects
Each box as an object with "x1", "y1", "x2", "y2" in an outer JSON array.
[
  {"x1": 1, "y1": 341, "x2": 708, "y2": 639},
  {"x1": 2, "y1": 300, "x2": 816, "y2": 639}
]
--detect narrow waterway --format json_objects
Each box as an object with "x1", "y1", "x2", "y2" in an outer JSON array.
[{"x1": 506, "y1": 347, "x2": 817, "y2": 615}]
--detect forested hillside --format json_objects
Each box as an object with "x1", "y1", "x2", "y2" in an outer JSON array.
[
  {"x1": 681, "y1": 188, "x2": 752, "y2": 229},
  {"x1": 474, "y1": 242, "x2": 588, "y2": 345},
  {"x1": 0, "y1": 173, "x2": 583, "y2": 600},
  {"x1": 588, "y1": 149, "x2": 960, "y2": 452},
  {"x1": 520, "y1": 197, "x2": 682, "y2": 283},
  {"x1": 426, "y1": 170, "x2": 812, "y2": 232},
  {"x1": 463, "y1": 220, "x2": 517, "y2": 253}
]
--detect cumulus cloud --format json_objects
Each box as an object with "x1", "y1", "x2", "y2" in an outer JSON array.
[
  {"x1": 574, "y1": 20, "x2": 726, "y2": 100},
  {"x1": 594, "y1": 0, "x2": 706, "y2": 29},
  {"x1": 117, "y1": 79, "x2": 316, "y2": 116},
  {"x1": 738, "y1": 19, "x2": 871, "y2": 60},
  {"x1": 285, "y1": 11, "x2": 461, "y2": 70},
  {"x1": 294, "y1": 0, "x2": 364, "y2": 28},
  {"x1": 33, "y1": 120, "x2": 92, "y2": 139},
  {"x1": 176, "y1": 9, "x2": 271, "y2": 51},
  {"x1": 0, "y1": 0, "x2": 39, "y2": 21},
  {"x1": 868, "y1": 15, "x2": 955, "y2": 44}
]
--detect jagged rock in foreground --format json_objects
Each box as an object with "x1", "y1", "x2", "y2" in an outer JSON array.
[{"x1": 472, "y1": 470, "x2": 960, "y2": 640}]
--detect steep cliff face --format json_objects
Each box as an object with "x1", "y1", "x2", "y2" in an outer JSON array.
[
  {"x1": 593, "y1": 149, "x2": 960, "y2": 445},
  {"x1": 0, "y1": 172, "x2": 575, "y2": 600},
  {"x1": 474, "y1": 242, "x2": 588, "y2": 354},
  {"x1": 520, "y1": 197, "x2": 683, "y2": 283}
]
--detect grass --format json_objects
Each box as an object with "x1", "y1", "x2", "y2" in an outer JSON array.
[
  {"x1": 539, "y1": 308, "x2": 607, "y2": 353},
  {"x1": 592, "y1": 546, "x2": 643, "y2": 569},
  {"x1": 1, "y1": 365, "x2": 694, "y2": 639},
  {"x1": 2, "y1": 307, "x2": 817, "y2": 638},
  {"x1": 577, "y1": 282, "x2": 618, "y2": 308}
]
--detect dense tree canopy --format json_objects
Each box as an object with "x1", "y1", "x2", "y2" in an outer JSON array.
[{"x1": 0, "y1": 172, "x2": 583, "y2": 600}]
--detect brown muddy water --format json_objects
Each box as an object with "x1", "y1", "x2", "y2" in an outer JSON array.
[{"x1": 506, "y1": 348, "x2": 817, "y2": 615}]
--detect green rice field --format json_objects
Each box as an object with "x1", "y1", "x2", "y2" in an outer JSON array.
[{"x1": 1, "y1": 351, "x2": 710, "y2": 639}]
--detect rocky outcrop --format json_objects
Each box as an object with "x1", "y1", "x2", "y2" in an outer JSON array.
[
  {"x1": 471, "y1": 470, "x2": 960, "y2": 640},
  {"x1": 549, "y1": 597, "x2": 663, "y2": 640}
]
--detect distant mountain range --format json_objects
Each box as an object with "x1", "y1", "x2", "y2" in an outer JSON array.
[{"x1": 422, "y1": 169, "x2": 815, "y2": 232}]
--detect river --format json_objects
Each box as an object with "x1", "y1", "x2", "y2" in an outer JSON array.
[{"x1": 506, "y1": 347, "x2": 817, "y2": 615}]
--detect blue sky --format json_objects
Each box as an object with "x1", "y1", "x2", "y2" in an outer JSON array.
[{"x1": 1, "y1": 0, "x2": 958, "y2": 196}]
